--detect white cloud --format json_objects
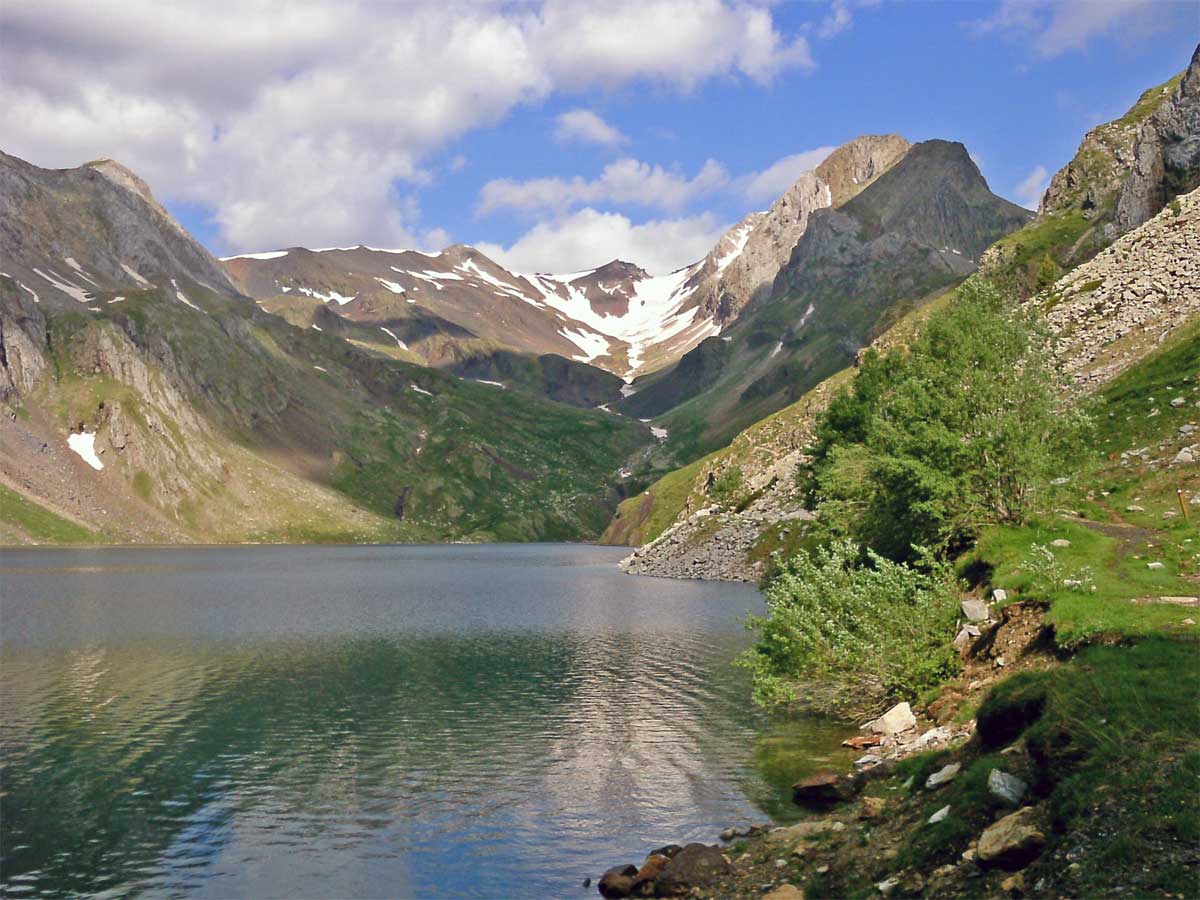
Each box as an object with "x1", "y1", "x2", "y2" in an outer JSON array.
[
  {"x1": 970, "y1": 0, "x2": 1171, "y2": 58},
  {"x1": 532, "y1": 0, "x2": 814, "y2": 90},
  {"x1": 1014, "y1": 164, "x2": 1050, "y2": 210},
  {"x1": 737, "y1": 146, "x2": 837, "y2": 203},
  {"x1": 554, "y1": 109, "x2": 628, "y2": 146},
  {"x1": 0, "y1": 0, "x2": 815, "y2": 253},
  {"x1": 477, "y1": 208, "x2": 729, "y2": 275},
  {"x1": 478, "y1": 158, "x2": 729, "y2": 216},
  {"x1": 818, "y1": 0, "x2": 853, "y2": 38}
]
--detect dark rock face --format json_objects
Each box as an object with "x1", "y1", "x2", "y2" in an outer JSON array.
[
  {"x1": 1114, "y1": 44, "x2": 1200, "y2": 232},
  {"x1": 652, "y1": 843, "x2": 730, "y2": 896}
]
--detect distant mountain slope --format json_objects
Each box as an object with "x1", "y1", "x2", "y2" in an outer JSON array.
[
  {"x1": 223, "y1": 241, "x2": 724, "y2": 382},
  {"x1": 0, "y1": 152, "x2": 646, "y2": 544},
  {"x1": 220, "y1": 134, "x2": 911, "y2": 385},
  {"x1": 619, "y1": 140, "x2": 1030, "y2": 459}
]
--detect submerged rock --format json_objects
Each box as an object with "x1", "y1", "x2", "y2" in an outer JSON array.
[{"x1": 792, "y1": 771, "x2": 857, "y2": 808}]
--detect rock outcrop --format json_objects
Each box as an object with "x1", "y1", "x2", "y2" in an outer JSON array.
[
  {"x1": 1042, "y1": 185, "x2": 1200, "y2": 390},
  {"x1": 1113, "y1": 44, "x2": 1200, "y2": 233}
]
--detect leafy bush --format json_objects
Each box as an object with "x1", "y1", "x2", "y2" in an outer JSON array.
[
  {"x1": 804, "y1": 280, "x2": 1088, "y2": 562},
  {"x1": 708, "y1": 465, "x2": 745, "y2": 508},
  {"x1": 740, "y1": 540, "x2": 961, "y2": 715}
]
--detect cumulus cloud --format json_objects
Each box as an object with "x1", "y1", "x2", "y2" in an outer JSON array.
[
  {"x1": 477, "y1": 208, "x2": 729, "y2": 275},
  {"x1": 969, "y1": 0, "x2": 1174, "y2": 58},
  {"x1": 737, "y1": 146, "x2": 837, "y2": 203},
  {"x1": 554, "y1": 109, "x2": 628, "y2": 146},
  {"x1": 0, "y1": 0, "x2": 815, "y2": 253},
  {"x1": 478, "y1": 158, "x2": 729, "y2": 216},
  {"x1": 1014, "y1": 164, "x2": 1050, "y2": 210}
]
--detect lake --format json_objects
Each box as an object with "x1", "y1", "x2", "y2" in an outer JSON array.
[{"x1": 0, "y1": 544, "x2": 852, "y2": 898}]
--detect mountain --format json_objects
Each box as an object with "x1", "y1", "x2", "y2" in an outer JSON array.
[
  {"x1": 0, "y1": 151, "x2": 647, "y2": 544},
  {"x1": 617, "y1": 140, "x2": 1032, "y2": 457},
  {"x1": 223, "y1": 242, "x2": 725, "y2": 384},
  {"x1": 604, "y1": 54, "x2": 1200, "y2": 584},
  {"x1": 219, "y1": 134, "x2": 911, "y2": 389},
  {"x1": 683, "y1": 134, "x2": 911, "y2": 324}
]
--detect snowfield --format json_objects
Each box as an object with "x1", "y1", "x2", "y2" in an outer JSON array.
[{"x1": 67, "y1": 431, "x2": 104, "y2": 470}]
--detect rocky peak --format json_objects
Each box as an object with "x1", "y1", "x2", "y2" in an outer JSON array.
[
  {"x1": 815, "y1": 133, "x2": 912, "y2": 205},
  {"x1": 685, "y1": 133, "x2": 913, "y2": 325}
]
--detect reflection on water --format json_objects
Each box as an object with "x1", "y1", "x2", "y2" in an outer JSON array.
[{"x1": 0, "y1": 545, "x2": 853, "y2": 898}]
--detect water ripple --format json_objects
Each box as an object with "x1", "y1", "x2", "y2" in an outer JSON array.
[{"x1": 0, "y1": 544, "x2": 853, "y2": 898}]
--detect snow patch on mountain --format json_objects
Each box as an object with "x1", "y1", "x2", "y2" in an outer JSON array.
[
  {"x1": 67, "y1": 431, "x2": 103, "y2": 470},
  {"x1": 33, "y1": 267, "x2": 91, "y2": 303},
  {"x1": 375, "y1": 277, "x2": 406, "y2": 294},
  {"x1": 380, "y1": 326, "x2": 407, "y2": 349},
  {"x1": 714, "y1": 221, "x2": 755, "y2": 275},
  {"x1": 298, "y1": 286, "x2": 355, "y2": 305},
  {"x1": 221, "y1": 250, "x2": 290, "y2": 261},
  {"x1": 558, "y1": 326, "x2": 610, "y2": 363}
]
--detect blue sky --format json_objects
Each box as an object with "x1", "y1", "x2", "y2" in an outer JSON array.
[{"x1": 3, "y1": 0, "x2": 1195, "y2": 273}]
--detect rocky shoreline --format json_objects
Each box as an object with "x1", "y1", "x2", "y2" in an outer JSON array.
[{"x1": 591, "y1": 601, "x2": 1067, "y2": 899}]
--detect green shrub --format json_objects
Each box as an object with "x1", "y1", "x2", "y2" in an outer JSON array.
[
  {"x1": 709, "y1": 465, "x2": 744, "y2": 508},
  {"x1": 740, "y1": 540, "x2": 961, "y2": 715},
  {"x1": 805, "y1": 280, "x2": 1088, "y2": 562}
]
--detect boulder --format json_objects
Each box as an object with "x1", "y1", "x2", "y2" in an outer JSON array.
[
  {"x1": 653, "y1": 843, "x2": 729, "y2": 896},
  {"x1": 631, "y1": 855, "x2": 670, "y2": 893},
  {"x1": 792, "y1": 771, "x2": 856, "y2": 808},
  {"x1": 928, "y1": 804, "x2": 951, "y2": 824},
  {"x1": 987, "y1": 769, "x2": 1028, "y2": 806},
  {"x1": 858, "y1": 796, "x2": 888, "y2": 820},
  {"x1": 869, "y1": 702, "x2": 916, "y2": 736},
  {"x1": 1051, "y1": 539, "x2": 1071, "y2": 548},
  {"x1": 925, "y1": 762, "x2": 961, "y2": 789},
  {"x1": 1174, "y1": 447, "x2": 1195, "y2": 465},
  {"x1": 598, "y1": 864, "x2": 638, "y2": 898},
  {"x1": 961, "y1": 598, "x2": 990, "y2": 622},
  {"x1": 976, "y1": 807, "x2": 1045, "y2": 870},
  {"x1": 992, "y1": 588, "x2": 1008, "y2": 603},
  {"x1": 763, "y1": 886, "x2": 805, "y2": 900}
]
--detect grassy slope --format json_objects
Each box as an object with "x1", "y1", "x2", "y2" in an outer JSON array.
[
  {"x1": 0, "y1": 483, "x2": 104, "y2": 544},
  {"x1": 9, "y1": 280, "x2": 647, "y2": 544},
  {"x1": 871, "y1": 328, "x2": 1200, "y2": 897}
]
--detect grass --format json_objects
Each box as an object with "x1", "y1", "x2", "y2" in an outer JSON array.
[
  {"x1": 1018, "y1": 640, "x2": 1197, "y2": 896},
  {"x1": 0, "y1": 484, "x2": 102, "y2": 544}
]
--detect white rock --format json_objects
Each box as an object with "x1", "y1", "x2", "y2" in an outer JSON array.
[
  {"x1": 928, "y1": 805, "x2": 951, "y2": 824},
  {"x1": 926, "y1": 762, "x2": 961, "y2": 789},
  {"x1": 988, "y1": 769, "x2": 1028, "y2": 806},
  {"x1": 869, "y1": 702, "x2": 916, "y2": 736}
]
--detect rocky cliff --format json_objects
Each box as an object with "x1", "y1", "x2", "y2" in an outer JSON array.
[{"x1": 1112, "y1": 44, "x2": 1200, "y2": 233}]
